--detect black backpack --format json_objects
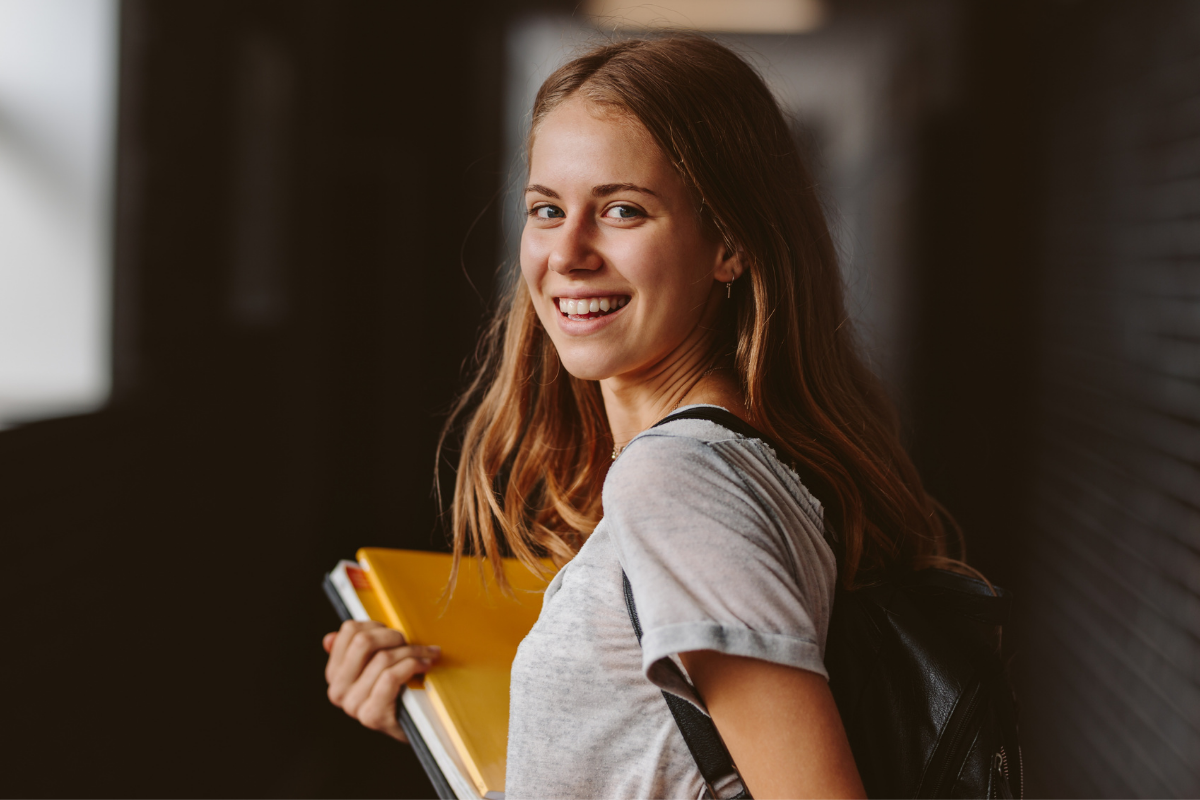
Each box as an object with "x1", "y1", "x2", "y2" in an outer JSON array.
[{"x1": 623, "y1": 406, "x2": 1022, "y2": 798}]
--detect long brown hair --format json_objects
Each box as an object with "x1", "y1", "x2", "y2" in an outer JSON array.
[{"x1": 438, "y1": 34, "x2": 962, "y2": 591}]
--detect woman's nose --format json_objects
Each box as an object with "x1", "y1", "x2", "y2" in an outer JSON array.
[{"x1": 547, "y1": 217, "x2": 602, "y2": 274}]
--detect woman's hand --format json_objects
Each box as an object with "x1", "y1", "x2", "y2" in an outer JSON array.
[
  {"x1": 680, "y1": 651, "x2": 865, "y2": 799},
  {"x1": 323, "y1": 620, "x2": 441, "y2": 743}
]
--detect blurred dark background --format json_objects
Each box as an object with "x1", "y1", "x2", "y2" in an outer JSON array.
[{"x1": 2, "y1": 0, "x2": 1198, "y2": 796}]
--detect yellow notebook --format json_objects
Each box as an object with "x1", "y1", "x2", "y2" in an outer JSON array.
[{"x1": 333, "y1": 549, "x2": 551, "y2": 799}]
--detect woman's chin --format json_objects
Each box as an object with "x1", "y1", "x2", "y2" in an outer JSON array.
[
  {"x1": 555, "y1": 353, "x2": 624, "y2": 383},
  {"x1": 558, "y1": 363, "x2": 612, "y2": 382}
]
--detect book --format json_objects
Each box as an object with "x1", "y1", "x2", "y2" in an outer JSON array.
[{"x1": 323, "y1": 549, "x2": 551, "y2": 800}]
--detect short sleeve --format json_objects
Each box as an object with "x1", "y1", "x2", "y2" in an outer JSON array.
[{"x1": 603, "y1": 429, "x2": 837, "y2": 708}]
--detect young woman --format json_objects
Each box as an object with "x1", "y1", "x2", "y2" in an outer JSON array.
[{"x1": 324, "y1": 35, "x2": 962, "y2": 799}]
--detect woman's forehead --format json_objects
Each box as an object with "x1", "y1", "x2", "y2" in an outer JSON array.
[{"x1": 529, "y1": 98, "x2": 667, "y2": 184}]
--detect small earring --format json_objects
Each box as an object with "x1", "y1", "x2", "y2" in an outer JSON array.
[{"x1": 726, "y1": 281, "x2": 733, "y2": 299}]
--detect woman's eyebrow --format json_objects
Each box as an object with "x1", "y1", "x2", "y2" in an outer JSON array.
[
  {"x1": 524, "y1": 183, "x2": 657, "y2": 198},
  {"x1": 593, "y1": 183, "x2": 657, "y2": 197}
]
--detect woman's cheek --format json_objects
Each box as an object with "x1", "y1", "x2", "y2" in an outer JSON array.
[
  {"x1": 518, "y1": 229, "x2": 548, "y2": 284},
  {"x1": 518, "y1": 255, "x2": 538, "y2": 294}
]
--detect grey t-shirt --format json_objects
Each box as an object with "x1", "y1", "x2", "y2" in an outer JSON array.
[{"x1": 505, "y1": 407, "x2": 838, "y2": 799}]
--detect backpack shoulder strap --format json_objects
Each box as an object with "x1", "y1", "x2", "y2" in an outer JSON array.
[
  {"x1": 622, "y1": 571, "x2": 751, "y2": 799},
  {"x1": 651, "y1": 406, "x2": 777, "y2": 447}
]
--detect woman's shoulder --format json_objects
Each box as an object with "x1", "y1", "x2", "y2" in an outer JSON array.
[
  {"x1": 607, "y1": 407, "x2": 823, "y2": 528},
  {"x1": 606, "y1": 412, "x2": 751, "y2": 493},
  {"x1": 601, "y1": 408, "x2": 838, "y2": 664}
]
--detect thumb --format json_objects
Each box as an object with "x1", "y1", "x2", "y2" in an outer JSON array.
[{"x1": 322, "y1": 632, "x2": 337, "y2": 653}]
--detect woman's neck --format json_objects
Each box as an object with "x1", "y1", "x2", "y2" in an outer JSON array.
[{"x1": 600, "y1": 345, "x2": 748, "y2": 451}]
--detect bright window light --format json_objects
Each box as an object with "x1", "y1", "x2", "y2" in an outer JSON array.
[
  {"x1": 0, "y1": 0, "x2": 118, "y2": 427},
  {"x1": 585, "y1": 0, "x2": 827, "y2": 34}
]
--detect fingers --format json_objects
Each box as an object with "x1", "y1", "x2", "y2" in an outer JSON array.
[
  {"x1": 323, "y1": 620, "x2": 444, "y2": 742},
  {"x1": 339, "y1": 646, "x2": 441, "y2": 731},
  {"x1": 325, "y1": 620, "x2": 407, "y2": 685},
  {"x1": 328, "y1": 620, "x2": 406, "y2": 663},
  {"x1": 337, "y1": 645, "x2": 432, "y2": 711},
  {"x1": 355, "y1": 654, "x2": 439, "y2": 742},
  {"x1": 328, "y1": 644, "x2": 440, "y2": 745}
]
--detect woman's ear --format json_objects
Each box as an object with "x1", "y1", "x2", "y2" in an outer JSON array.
[{"x1": 714, "y1": 244, "x2": 744, "y2": 284}]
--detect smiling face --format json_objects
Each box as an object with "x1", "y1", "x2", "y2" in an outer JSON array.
[{"x1": 521, "y1": 97, "x2": 738, "y2": 384}]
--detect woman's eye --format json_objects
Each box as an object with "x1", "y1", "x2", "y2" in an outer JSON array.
[
  {"x1": 531, "y1": 205, "x2": 565, "y2": 219},
  {"x1": 603, "y1": 205, "x2": 643, "y2": 220}
]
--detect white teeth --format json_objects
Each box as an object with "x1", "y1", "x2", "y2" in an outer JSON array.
[{"x1": 557, "y1": 296, "x2": 628, "y2": 316}]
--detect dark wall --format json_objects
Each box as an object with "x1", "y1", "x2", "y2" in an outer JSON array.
[
  {"x1": 2, "y1": 2, "x2": 509, "y2": 796},
  {"x1": 906, "y1": 0, "x2": 1043, "y2": 593},
  {"x1": 1017, "y1": 3, "x2": 1200, "y2": 796},
  {"x1": 907, "y1": 2, "x2": 1200, "y2": 796}
]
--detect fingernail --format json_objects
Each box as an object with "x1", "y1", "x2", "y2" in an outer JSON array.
[{"x1": 427, "y1": 646, "x2": 442, "y2": 657}]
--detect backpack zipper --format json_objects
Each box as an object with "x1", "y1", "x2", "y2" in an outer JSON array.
[
  {"x1": 1017, "y1": 744, "x2": 1025, "y2": 799},
  {"x1": 990, "y1": 750, "x2": 1014, "y2": 799},
  {"x1": 998, "y1": 729, "x2": 1025, "y2": 797}
]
